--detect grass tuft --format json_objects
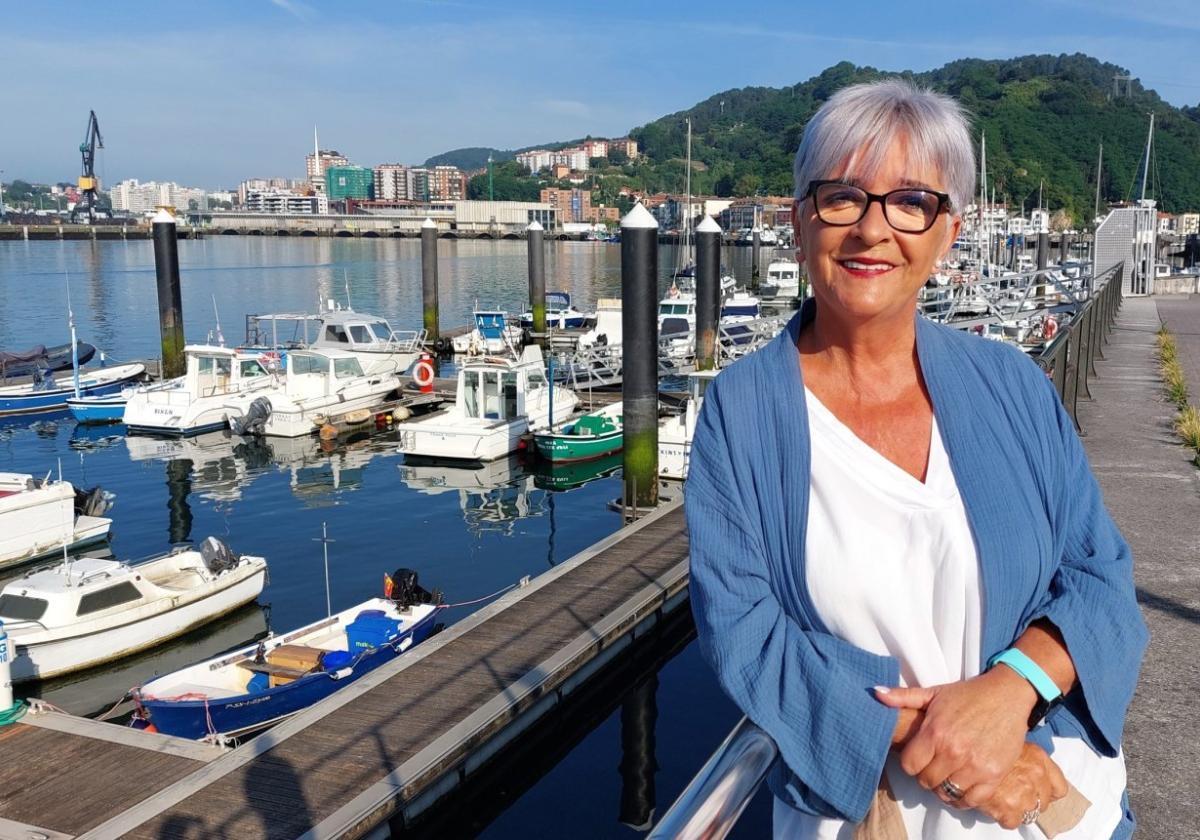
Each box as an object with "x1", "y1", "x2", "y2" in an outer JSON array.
[{"x1": 1157, "y1": 325, "x2": 1200, "y2": 460}]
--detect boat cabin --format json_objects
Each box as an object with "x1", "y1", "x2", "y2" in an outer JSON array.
[
  {"x1": 185, "y1": 346, "x2": 271, "y2": 398},
  {"x1": 244, "y1": 304, "x2": 423, "y2": 355},
  {"x1": 284, "y1": 350, "x2": 368, "y2": 398},
  {"x1": 766, "y1": 261, "x2": 799, "y2": 284},
  {"x1": 455, "y1": 354, "x2": 549, "y2": 422},
  {"x1": 0, "y1": 557, "x2": 153, "y2": 630}
]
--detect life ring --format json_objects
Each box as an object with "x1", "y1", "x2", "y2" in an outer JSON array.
[
  {"x1": 412, "y1": 359, "x2": 435, "y2": 388},
  {"x1": 1043, "y1": 317, "x2": 1058, "y2": 340}
]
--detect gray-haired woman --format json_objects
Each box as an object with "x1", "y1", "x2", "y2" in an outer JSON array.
[{"x1": 687, "y1": 79, "x2": 1145, "y2": 838}]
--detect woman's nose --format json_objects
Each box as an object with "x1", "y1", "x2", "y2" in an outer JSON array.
[{"x1": 850, "y1": 198, "x2": 891, "y2": 244}]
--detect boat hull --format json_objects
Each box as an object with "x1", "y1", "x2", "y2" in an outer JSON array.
[
  {"x1": 139, "y1": 608, "x2": 438, "y2": 739},
  {"x1": 532, "y1": 429, "x2": 623, "y2": 463},
  {"x1": 66, "y1": 395, "x2": 127, "y2": 424},
  {"x1": 0, "y1": 364, "x2": 145, "y2": 417},
  {"x1": 8, "y1": 566, "x2": 266, "y2": 682}
]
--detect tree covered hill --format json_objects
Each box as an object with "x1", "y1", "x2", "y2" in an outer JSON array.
[{"x1": 627, "y1": 54, "x2": 1200, "y2": 222}]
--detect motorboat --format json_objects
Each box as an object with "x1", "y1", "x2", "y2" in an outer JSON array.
[
  {"x1": 0, "y1": 340, "x2": 96, "y2": 380},
  {"x1": 721, "y1": 290, "x2": 762, "y2": 321},
  {"x1": 132, "y1": 569, "x2": 438, "y2": 740},
  {"x1": 659, "y1": 369, "x2": 717, "y2": 480},
  {"x1": 244, "y1": 300, "x2": 426, "y2": 377},
  {"x1": 451, "y1": 309, "x2": 523, "y2": 356},
  {"x1": 67, "y1": 385, "x2": 139, "y2": 425},
  {"x1": 532, "y1": 402, "x2": 623, "y2": 463},
  {"x1": 0, "y1": 536, "x2": 267, "y2": 682},
  {"x1": 396, "y1": 346, "x2": 578, "y2": 462},
  {"x1": 0, "y1": 472, "x2": 113, "y2": 571},
  {"x1": 225, "y1": 349, "x2": 403, "y2": 438},
  {"x1": 520, "y1": 291, "x2": 590, "y2": 330},
  {"x1": 0, "y1": 363, "x2": 146, "y2": 417},
  {"x1": 577, "y1": 298, "x2": 622, "y2": 349},
  {"x1": 123, "y1": 345, "x2": 276, "y2": 436},
  {"x1": 761, "y1": 258, "x2": 801, "y2": 300}
]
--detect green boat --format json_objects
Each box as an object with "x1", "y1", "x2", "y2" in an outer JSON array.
[
  {"x1": 532, "y1": 403, "x2": 623, "y2": 463},
  {"x1": 533, "y1": 452, "x2": 623, "y2": 491}
]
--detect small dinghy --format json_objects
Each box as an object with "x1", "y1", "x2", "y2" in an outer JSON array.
[
  {"x1": 132, "y1": 569, "x2": 440, "y2": 740},
  {"x1": 532, "y1": 402, "x2": 623, "y2": 463},
  {"x1": 0, "y1": 363, "x2": 146, "y2": 417},
  {"x1": 0, "y1": 537, "x2": 267, "y2": 682},
  {"x1": 0, "y1": 471, "x2": 114, "y2": 570},
  {"x1": 0, "y1": 341, "x2": 96, "y2": 380}
]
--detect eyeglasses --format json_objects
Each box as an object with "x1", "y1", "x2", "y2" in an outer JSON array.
[{"x1": 804, "y1": 180, "x2": 951, "y2": 233}]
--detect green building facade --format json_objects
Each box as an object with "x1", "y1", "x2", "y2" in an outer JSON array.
[{"x1": 325, "y1": 165, "x2": 373, "y2": 200}]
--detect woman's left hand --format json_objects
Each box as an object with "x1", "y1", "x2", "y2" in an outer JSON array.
[{"x1": 875, "y1": 666, "x2": 1040, "y2": 808}]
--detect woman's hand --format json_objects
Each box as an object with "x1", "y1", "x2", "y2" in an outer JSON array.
[
  {"x1": 875, "y1": 665, "x2": 1040, "y2": 807},
  {"x1": 975, "y1": 742, "x2": 1069, "y2": 829}
]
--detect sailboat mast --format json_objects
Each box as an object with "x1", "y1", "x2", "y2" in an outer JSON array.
[
  {"x1": 1140, "y1": 113, "x2": 1154, "y2": 202},
  {"x1": 1094, "y1": 141, "x2": 1103, "y2": 223},
  {"x1": 684, "y1": 118, "x2": 693, "y2": 257}
]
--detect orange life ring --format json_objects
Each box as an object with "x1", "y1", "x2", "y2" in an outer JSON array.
[
  {"x1": 1043, "y1": 317, "x2": 1058, "y2": 340},
  {"x1": 412, "y1": 359, "x2": 435, "y2": 388}
]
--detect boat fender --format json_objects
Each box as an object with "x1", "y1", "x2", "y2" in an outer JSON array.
[
  {"x1": 328, "y1": 667, "x2": 354, "y2": 680},
  {"x1": 1044, "y1": 316, "x2": 1059, "y2": 340},
  {"x1": 392, "y1": 405, "x2": 412, "y2": 422},
  {"x1": 318, "y1": 424, "x2": 338, "y2": 441}
]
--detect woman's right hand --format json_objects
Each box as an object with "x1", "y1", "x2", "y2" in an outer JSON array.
[{"x1": 973, "y1": 742, "x2": 1068, "y2": 829}]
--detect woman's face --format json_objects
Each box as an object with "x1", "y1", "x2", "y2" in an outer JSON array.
[{"x1": 793, "y1": 139, "x2": 961, "y2": 326}]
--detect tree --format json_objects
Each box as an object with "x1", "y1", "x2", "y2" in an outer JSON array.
[
  {"x1": 466, "y1": 160, "x2": 540, "y2": 202},
  {"x1": 734, "y1": 174, "x2": 761, "y2": 197},
  {"x1": 608, "y1": 148, "x2": 629, "y2": 166}
]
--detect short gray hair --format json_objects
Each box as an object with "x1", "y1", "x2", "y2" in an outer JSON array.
[{"x1": 793, "y1": 79, "x2": 975, "y2": 214}]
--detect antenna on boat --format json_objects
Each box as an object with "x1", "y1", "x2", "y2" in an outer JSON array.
[
  {"x1": 211, "y1": 295, "x2": 225, "y2": 347},
  {"x1": 343, "y1": 269, "x2": 352, "y2": 311},
  {"x1": 66, "y1": 272, "x2": 81, "y2": 399},
  {"x1": 314, "y1": 522, "x2": 334, "y2": 618},
  {"x1": 58, "y1": 458, "x2": 72, "y2": 579}
]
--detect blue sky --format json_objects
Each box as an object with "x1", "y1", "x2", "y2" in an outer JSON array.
[{"x1": 4, "y1": 0, "x2": 1198, "y2": 189}]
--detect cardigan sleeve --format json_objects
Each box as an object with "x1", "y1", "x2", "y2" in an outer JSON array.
[
  {"x1": 686, "y1": 380, "x2": 900, "y2": 821},
  {"x1": 1030, "y1": 374, "x2": 1148, "y2": 756}
]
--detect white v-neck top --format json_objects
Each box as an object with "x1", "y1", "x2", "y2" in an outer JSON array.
[{"x1": 773, "y1": 389, "x2": 1125, "y2": 840}]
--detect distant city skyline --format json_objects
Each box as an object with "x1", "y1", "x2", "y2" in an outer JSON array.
[{"x1": 4, "y1": 0, "x2": 1198, "y2": 189}]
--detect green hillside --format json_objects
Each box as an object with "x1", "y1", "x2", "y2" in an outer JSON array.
[{"x1": 627, "y1": 54, "x2": 1200, "y2": 223}]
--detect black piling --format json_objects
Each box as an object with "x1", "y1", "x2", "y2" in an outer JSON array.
[
  {"x1": 421, "y1": 218, "x2": 440, "y2": 344},
  {"x1": 152, "y1": 208, "x2": 186, "y2": 379},
  {"x1": 694, "y1": 215, "x2": 721, "y2": 371},
  {"x1": 1036, "y1": 230, "x2": 1049, "y2": 300},
  {"x1": 527, "y1": 221, "x2": 546, "y2": 341},
  {"x1": 621, "y1": 203, "x2": 659, "y2": 510},
  {"x1": 751, "y1": 225, "x2": 761, "y2": 289}
]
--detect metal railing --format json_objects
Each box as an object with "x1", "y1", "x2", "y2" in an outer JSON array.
[
  {"x1": 1034, "y1": 262, "x2": 1123, "y2": 432},
  {"x1": 650, "y1": 265, "x2": 1126, "y2": 839}
]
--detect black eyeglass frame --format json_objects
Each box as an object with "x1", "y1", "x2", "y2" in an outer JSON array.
[{"x1": 803, "y1": 179, "x2": 952, "y2": 233}]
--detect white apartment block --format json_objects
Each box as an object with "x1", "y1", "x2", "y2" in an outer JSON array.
[
  {"x1": 109, "y1": 179, "x2": 207, "y2": 214},
  {"x1": 374, "y1": 164, "x2": 412, "y2": 201},
  {"x1": 1179, "y1": 213, "x2": 1200, "y2": 236},
  {"x1": 243, "y1": 190, "x2": 326, "y2": 214}
]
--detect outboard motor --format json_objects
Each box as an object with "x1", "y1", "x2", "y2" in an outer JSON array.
[
  {"x1": 388, "y1": 568, "x2": 434, "y2": 609},
  {"x1": 74, "y1": 486, "x2": 114, "y2": 517},
  {"x1": 231, "y1": 396, "x2": 273, "y2": 437},
  {"x1": 200, "y1": 536, "x2": 239, "y2": 574}
]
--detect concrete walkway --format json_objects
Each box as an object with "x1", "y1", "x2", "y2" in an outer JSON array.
[{"x1": 1077, "y1": 295, "x2": 1200, "y2": 839}]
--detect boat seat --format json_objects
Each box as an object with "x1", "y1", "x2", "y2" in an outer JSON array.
[
  {"x1": 153, "y1": 569, "x2": 207, "y2": 591},
  {"x1": 153, "y1": 682, "x2": 243, "y2": 701},
  {"x1": 236, "y1": 661, "x2": 314, "y2": 680}
]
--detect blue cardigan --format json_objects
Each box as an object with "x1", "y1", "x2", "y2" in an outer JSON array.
[{"x1": 686, "y1": 303, "x2": 1147, "y2": 833}]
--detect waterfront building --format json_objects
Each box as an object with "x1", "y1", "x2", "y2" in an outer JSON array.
[
  {"x1": 326, "y1": 166, "x2": 374, "y2": 201},
  {"x1": 306, "y1": 149, "x2": 349, "y2": 192},
  {"x1": 374, "y1": 164, "x2": 412, "y2": 201},
  {"x1": 108, "y1": 179, "x2": 207, "y2": 214},
  {"x1": 540, "y1": 187, "x2": 592, "y2": 223},
  {"x1": 452, "y1": 199, "x2": 556, "y2": 232},
  {"x1": 1179, "y1": 213, "x2": 1200, "y2": 236},
  {"x1": 585, "y1": 205, "x2": 620, "y2": 224},
  {"x1": 431, "y1": 165, "x2": 467, "y2": 201},
  {"x1": 243, "y1": 190, "x2": 326, "y2": 214},
  {"x1": 516, "y1": 149, "x2": 556, "y2": 173},
  {"x1": 581, "y1": 139, "x2": 608, "y2": 159}
]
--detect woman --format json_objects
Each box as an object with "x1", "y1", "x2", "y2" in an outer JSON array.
[{"x1": 687, "y1": 80, "x2": 1146, "y2": 839}]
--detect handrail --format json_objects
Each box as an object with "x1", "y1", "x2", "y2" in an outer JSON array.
[{"x1": 648, "y1": 716, "x2": 778, "y2": 840}]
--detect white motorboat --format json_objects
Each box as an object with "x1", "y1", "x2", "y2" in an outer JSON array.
[
  {"x1": 762, "y1": 258, "x2": 802, "y2": 300},
  {"x1": 0, "y1": 472, "x2": 113, "y2": 571},
  {"x1": 225, "y1": 349, "x2": 402, "y2": 438},
  {"x1": 396, "y1": 346, "x2": 578, "y2": 462},
  {"x1": 123, "y1": 345, "x2": 276, "y2": 436},
  {"x1": 659, "y1": 369, "x2": 717, "y2": 481},
  {"x1": 577, "y1": 298, "x2": 622, "y2": 349},
  {"x1": 244, "y1": 301, "x2": 426, "y2": 377},
  {"x1": 0, "y1": 537, "x2": 267, "y2": 682},
  {"x1": 451, "y1": 309, "x2": 523, "y2": 356}
]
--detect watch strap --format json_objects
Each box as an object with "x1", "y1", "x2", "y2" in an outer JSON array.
[{"x1": 988, "y1": 648, "x2": 1062, "y2": 703}]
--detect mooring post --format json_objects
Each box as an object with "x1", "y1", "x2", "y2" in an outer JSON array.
[
  {"x1": 694, "y1": 215, "x2": 721, "y2": 371},
  {"x1": 527, "y1": 220, "x2": 547, "y2": 343},
  {"x1": 1061, "y1": 232, "x2": 1070, "y2": 265},
  {"x1": 751, "y1": 224, "x2": 761, "y2": 289},
  {"x1": 1036, "y1": 230, "x2": 1049, "y2": 302},
  {"x1": 621, "y1": 202, "x2": 659, "y2": 511},
  {"x1": 421, "y1": 217, "x2": 440, "y2": 346},
  {"x1": 152, "y1": 208, "x2": 186, "y2": 379},
  {"x1": 618, "y1": 674, "x2": 660, "y2": 830}
]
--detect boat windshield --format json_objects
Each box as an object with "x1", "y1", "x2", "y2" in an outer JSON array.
[
  {"x1": 290, "y1": 354, "x2": 327, "y2": 376},
  {"x1": 347, "y1": 324, "x2": 373, "y2": 344},
  {"x1": 503, "y1": 372, "x2": 518, "y2": 419},
  {"x1": 462, "y1": 370, "x2": 481, "y2": 418},
  {"x1": 0, "y1": 593, "x2": 48, "y2": 621},
  {"x1": 239, "y1": 359, "x2": 268, "y2": 378},
  {"x1": 369, "y1": 321, "x2": 392, "y2": 341},
  {"x1": 333, "y1": 358, "x2": 364, "y2": 379}
]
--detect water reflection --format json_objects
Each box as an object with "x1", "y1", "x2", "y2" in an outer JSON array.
[
  {"x1": 533, "y1": 452, "x2": 623, "y2": 492},
  {"x1": 398, "y1": 455, "x2": 544, "y2": 537}
]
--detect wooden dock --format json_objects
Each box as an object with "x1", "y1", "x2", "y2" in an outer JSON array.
[{"x1": 0, "y1": 498, "x2": 689, "y2": 839}]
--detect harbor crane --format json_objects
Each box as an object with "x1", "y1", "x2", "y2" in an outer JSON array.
[{"x1": 73, "y1": 110, "x2": 104, "y2": 222}]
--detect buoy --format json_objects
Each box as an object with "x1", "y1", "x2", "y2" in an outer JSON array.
[
  {"x1": 1044, "y1": 316, "x2": 1059, "y2": 340},
  {"x1": 392, "y1": 406, "x2": 412, "y2": 422},
  {"x1": 413, "y1": 355, "x2": 435, "y2": 393},
  {"x1": 319, "y1": 424, "x2": 338, "y2": 440},
  {"x1": 343, "y1": 408, "x2": 371, "y2": 425}
]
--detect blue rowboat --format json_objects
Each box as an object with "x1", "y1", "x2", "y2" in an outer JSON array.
[
  {"x1": 0, "y1": 364, "x2": 146, "y2": 417},
  {"x1": 133, "y1": 575, "x2": 440, "y2": 740},
  {"x1": 66, "y1": 392, "x2": 130, "y2": 425}
]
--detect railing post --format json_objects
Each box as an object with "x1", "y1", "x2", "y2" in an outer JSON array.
[
  {"x1": 1079, "y1": 305, "x2": 1094, "y2": 399},
  {"x1": 1064, "y1": 324, "x2": 1082, "y2": 432}
]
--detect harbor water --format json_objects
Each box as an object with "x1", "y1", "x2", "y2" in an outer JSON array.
[{"x1": 0, "y1": 238, "x2": 771, "y2": 837}]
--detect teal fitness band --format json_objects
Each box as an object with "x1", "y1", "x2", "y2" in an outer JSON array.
[{"x1": 989, "y1": 648, "x2": 1062, "y2": 728}]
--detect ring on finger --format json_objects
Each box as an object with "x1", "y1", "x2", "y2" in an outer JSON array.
[
  {"x1": 1021, "y1": 797, "x2": 1042, "y2": 826},
  {"x1": 939, "y1": 778, "x2": 965, "y2": 801}
]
